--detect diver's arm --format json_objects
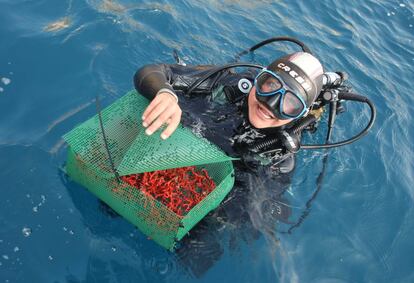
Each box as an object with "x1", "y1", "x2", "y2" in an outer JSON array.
[
  {"x1": 134, "y1": 63, "x2": 224, "y2": 140},
  {"x1": 134, "y1": 64, "x2": 176, "y2": 101}
]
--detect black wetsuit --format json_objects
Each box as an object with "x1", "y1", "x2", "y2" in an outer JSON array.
[
  {"x1": 133, "y1": 63, "x2": 296, "y2": 174},
  {"x1": 132, "y1": 63, "x2": 297, "y2": 275}
]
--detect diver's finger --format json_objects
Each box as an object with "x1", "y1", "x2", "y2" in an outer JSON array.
[
  {"x1": 143, "y1": 92, "x2": 177, "y2": 120},
  {"x1": 160, "y1": 109, "x2": 182, "y2": 140},
  {"x1": 142, "y1": 101, "x2": 169, "y2": 128},
  {"x1": 142, "y1": 95, "x2": 164, "y2": 120},
  {"x1": 144, "y1": 105, "x2": 176, "y2": 136}
]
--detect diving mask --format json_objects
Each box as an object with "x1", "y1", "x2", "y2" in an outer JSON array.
[{"x1": 254, "y1": 69, "x2": 308, "y2": 120}]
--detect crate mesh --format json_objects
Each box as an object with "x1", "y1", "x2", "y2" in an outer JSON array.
[{"x1": 63, "y1": 90, "x2": 235, "y2": 249}]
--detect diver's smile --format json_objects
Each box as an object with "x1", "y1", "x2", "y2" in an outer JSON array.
[
  {"x1": 256, "y1": 103, "x2": 276, "y2": 120},
  {"x1": 247, "y1": 87, "x2": 292, "y2": 128}
]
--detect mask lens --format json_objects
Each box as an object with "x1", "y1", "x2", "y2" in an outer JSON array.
[
  {"x1": 282, "y1": 91, "x2": 304, "y2": 117},
  {"x1": 257, "y1": 72, "x2": 282, "y2": 94}
]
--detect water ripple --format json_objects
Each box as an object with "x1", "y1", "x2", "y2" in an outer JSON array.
[{"x1": 1, "y1": 0, "x2": 414, "y2": 282}]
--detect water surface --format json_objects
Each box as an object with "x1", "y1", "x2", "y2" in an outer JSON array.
[{"x1": 0, "y1": 0, "x2": 413, "y2": 282}]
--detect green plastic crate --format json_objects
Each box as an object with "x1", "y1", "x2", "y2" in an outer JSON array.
[{"x1": 63, "y1": 90, "x2": 236, "y2": 250}]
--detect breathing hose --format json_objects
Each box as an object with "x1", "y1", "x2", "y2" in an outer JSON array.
[
  {"x1": 250, "y1": 114, "x2": 318, "y2": 153},
  {"x1": 186, "y1": 63, "x2": 263, "y2": 96},
  {"x1": 187, "y1": 36, "x2": 313, "y2": 95},
  {"x1": 301, "y1": 92, "x2": 376, "y2": 149},
  {"x1": 234, "y1": 36, "x2": 313, "y2": 61}
]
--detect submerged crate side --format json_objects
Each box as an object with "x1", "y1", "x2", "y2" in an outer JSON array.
[
  {"x1": 176, "y1": 162, "x2": 235, "y2": 241},
  {"x1": 66, "y1": 147, "x2": 181, "y2": 249}
]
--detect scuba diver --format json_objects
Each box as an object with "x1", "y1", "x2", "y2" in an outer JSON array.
[
  {"x1": 132, "y1": 37, "x2": 376, "y2": 277},
  {"x1": 134, "y1": 37, "x2": 375, "y2": 174},
  {"x1": 134, "y1": 51, "x2": 322, "y2": 174}
]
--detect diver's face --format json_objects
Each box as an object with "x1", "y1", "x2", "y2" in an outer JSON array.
[{"x1": 247, "y1": 87, "x2": 293, "y2": 128}]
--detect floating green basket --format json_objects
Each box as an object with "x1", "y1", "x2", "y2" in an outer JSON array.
[{"x1": 63, "y1": 90, "x2": 236, "y2": 250}]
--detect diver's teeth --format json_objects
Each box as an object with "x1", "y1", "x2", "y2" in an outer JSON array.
[{"x1": 258, "y1": 106, "x2": 272, "y2": 119}]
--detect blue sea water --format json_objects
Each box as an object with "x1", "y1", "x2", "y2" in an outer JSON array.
[{"x1": 1, "y1": 0, "x2": 414, "y2": 282}]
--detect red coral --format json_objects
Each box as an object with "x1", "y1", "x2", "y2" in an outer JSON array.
[{"x1": 121, "y1": 166, "x2": 216, "y2": 216}]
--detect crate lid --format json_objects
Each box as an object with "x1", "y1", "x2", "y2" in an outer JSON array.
[{"x1": 63, "y1": 90, "x2": 236, "y2": 177}]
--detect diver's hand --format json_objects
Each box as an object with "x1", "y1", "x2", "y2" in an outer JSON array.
[{"x1": 142, "y1": 91, "x2": 182, "y2": 140}]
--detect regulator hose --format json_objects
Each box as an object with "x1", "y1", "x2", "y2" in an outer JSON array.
[
  {"x1": 188, "y1": 36, "x2": 313, "y2": 95},
  {"x1": 188, "y1": 37, "x2": 314, "y2": 95},
  {"x1": 186, "y1": 63, "x2": 263, "y2": 96},
  {"x1": 301, "y1": 92, "x2": 376, "y2": 149},
  {"x1": 250, "y1": 138, "x2": 279, "y2": 153},
  {"x1": 234, "y1": 36, "x2": 313, "y2": 61},
  {"x1": 290, "y1": 114, "x2": 319, "y2": 135},
  {"x1": 250, "y1": 114, "x2": 318, "y2": 153}
]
